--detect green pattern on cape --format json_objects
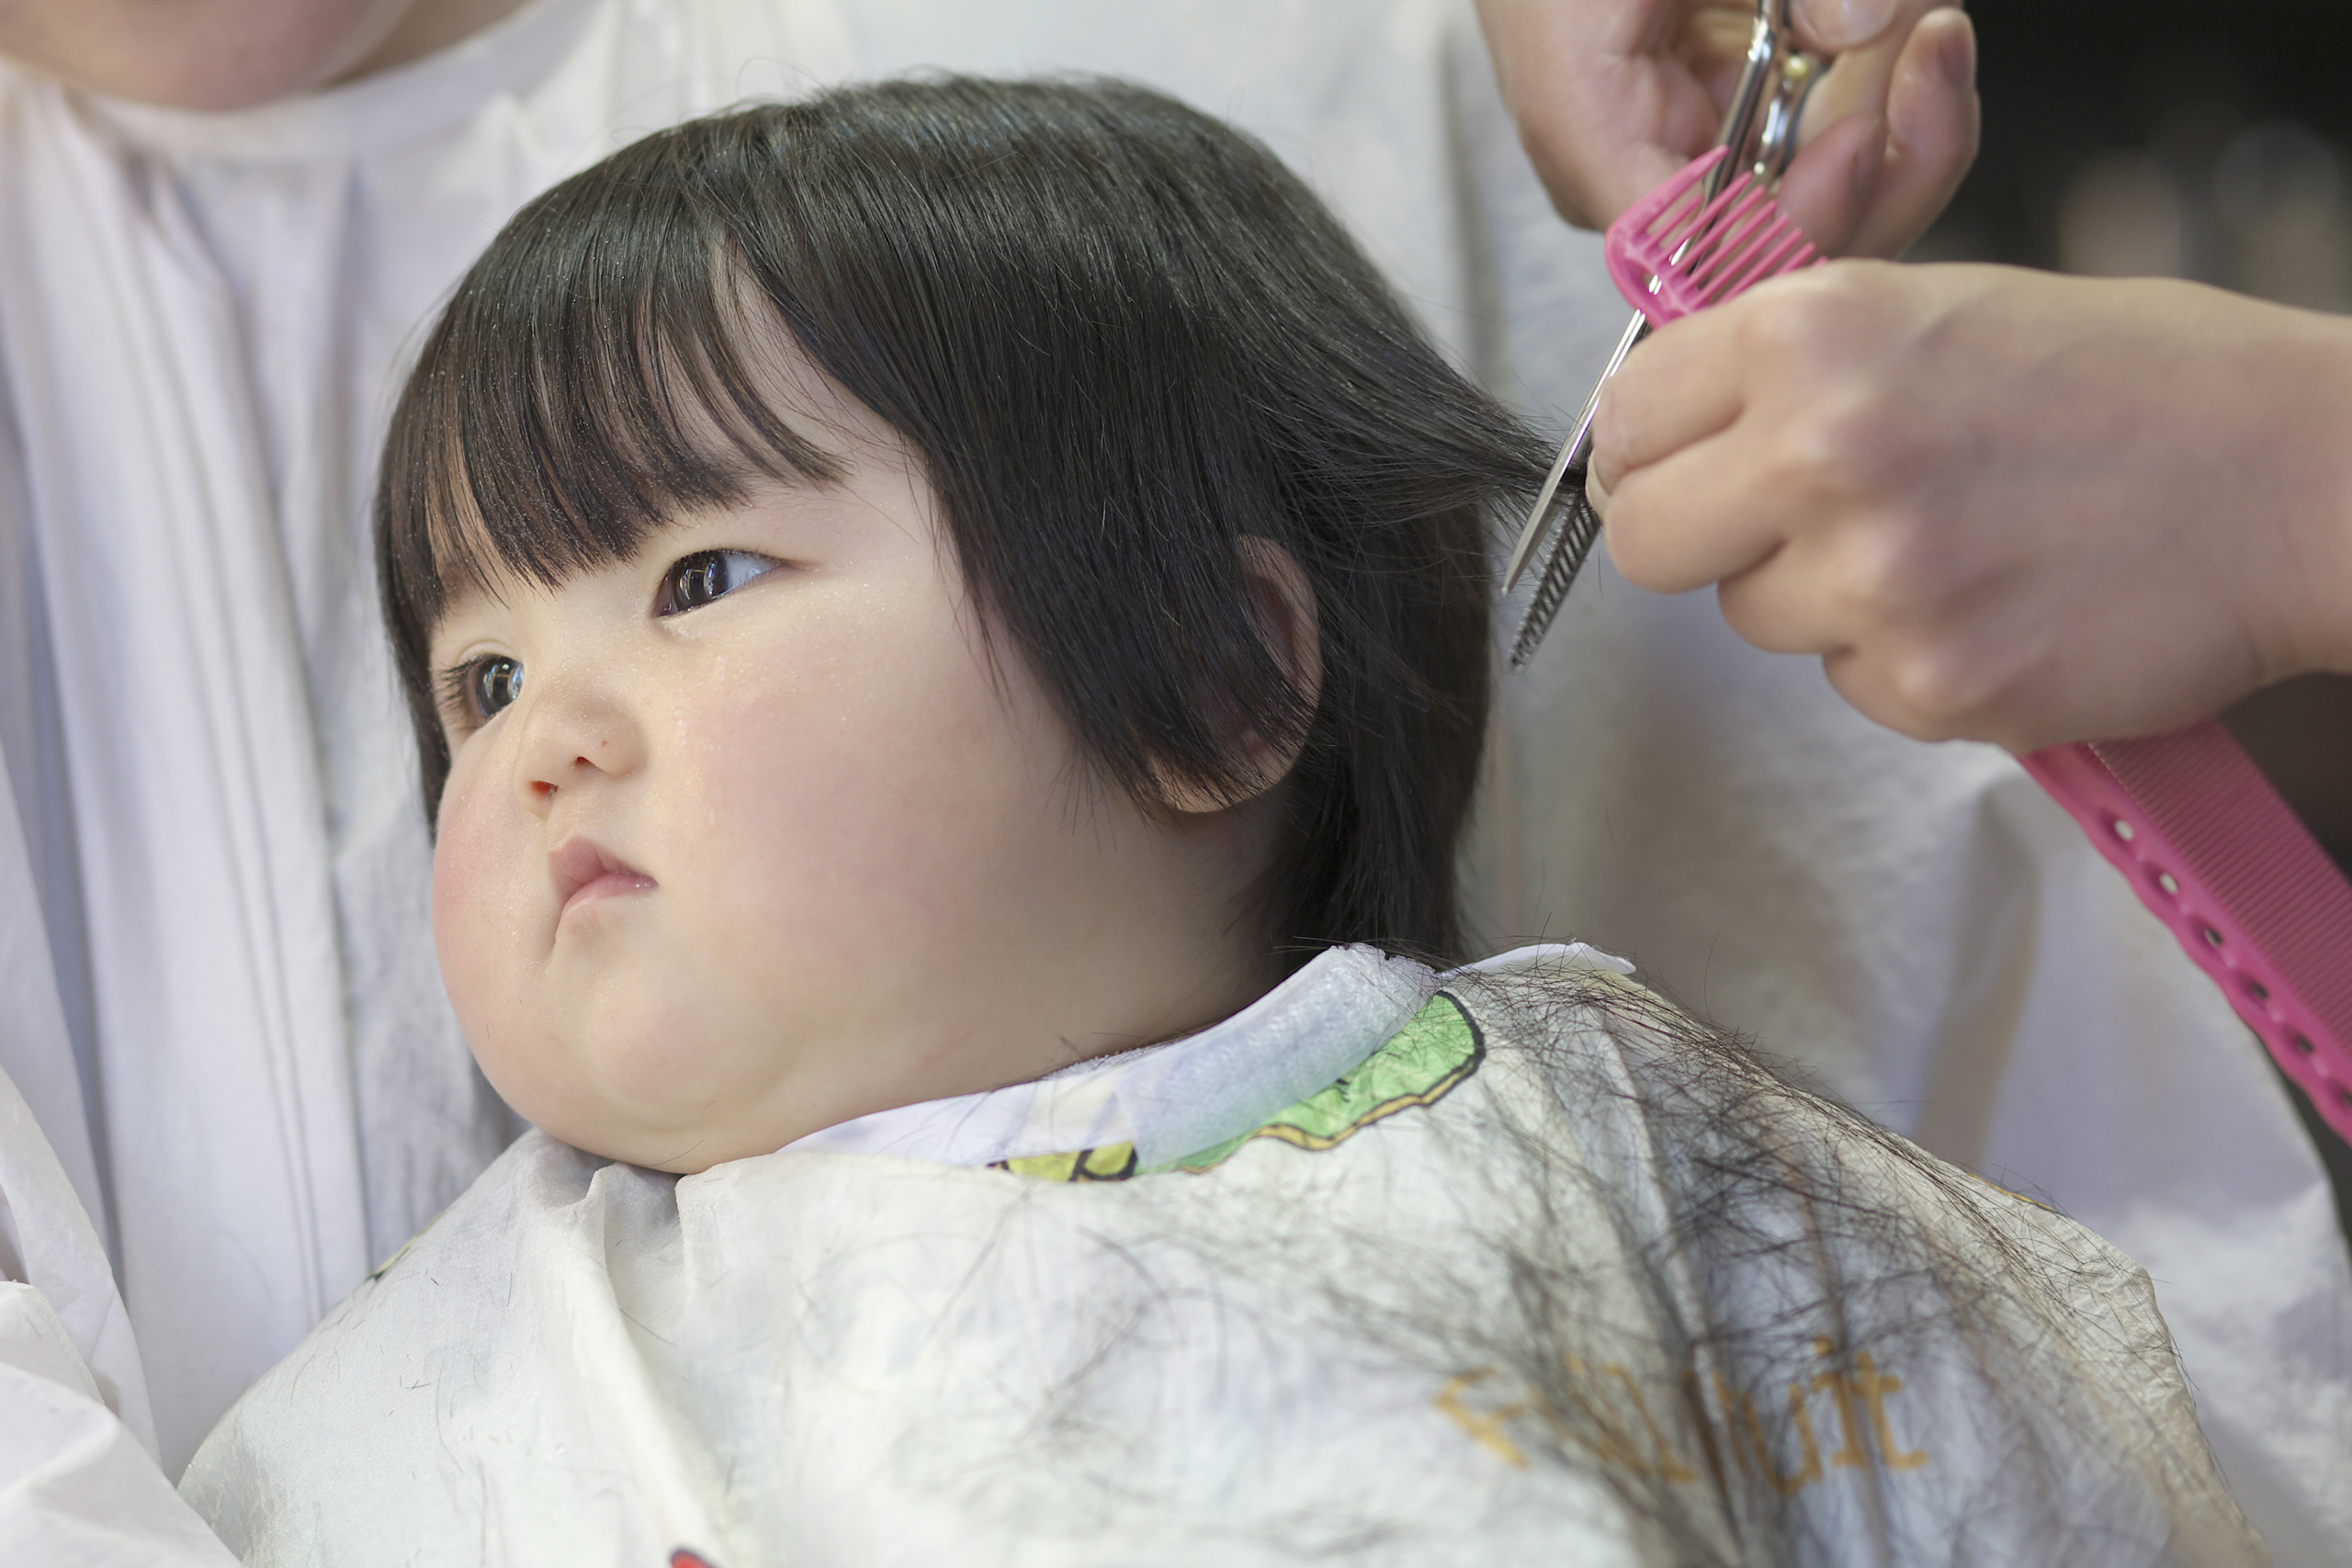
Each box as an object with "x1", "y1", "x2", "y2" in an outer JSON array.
[{"x1": 992, "y1": 992, "x2": 1486, "y2": 1184}]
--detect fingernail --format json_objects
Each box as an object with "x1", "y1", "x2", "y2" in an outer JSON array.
[
  {"x1": 1938, "y1": 13, "x2": 1977, "y2": 90},
  {"x1": 1801, "y1": 0, "x2": 1898, "y2": 51},
  {"x1": 1852, "y1": 116, "x2": 1887, "y2": 205}
]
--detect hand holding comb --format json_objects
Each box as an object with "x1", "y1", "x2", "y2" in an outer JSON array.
[
  {"x1": 1503, "y1": 118, "x2": 2352, "y2": 1146},
  {"x1": 1504, "y1": 142, "x2": 1824, "y2": 662},
  {"x1": 1503, "y1": 0, "x2": 1826, "y2": 665}
]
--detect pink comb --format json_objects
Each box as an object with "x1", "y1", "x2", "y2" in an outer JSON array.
[
  {"x1": 2025, "y1": 728, "x2": 2352, "y2": 1142},
  {"x1": 1602, "y1": 148, "x2": 2352, "y2": 1146},
  {"x1": 1604, "y1": 147, "x2": 1823, "y2": 327}
]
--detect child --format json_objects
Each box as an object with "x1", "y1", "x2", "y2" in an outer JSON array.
[{"x1": 178, "y1": 78, "x2": 2260, "y2": 1566}]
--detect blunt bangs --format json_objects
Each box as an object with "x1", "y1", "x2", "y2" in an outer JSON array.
[
  {"x1": 378, "y1": 75, "x2": 1550, "y2": 962},
  {"x1": 381, "y1": 179, "x2": 842, "y2": 616}
]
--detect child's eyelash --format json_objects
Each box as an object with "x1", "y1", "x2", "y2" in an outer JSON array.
[
  {"x1": 435, "y1": 656, "x2": 521, "y2": 730},
  {"x1": 436, "y1": 660, "x2": 484, "y2": 727}
]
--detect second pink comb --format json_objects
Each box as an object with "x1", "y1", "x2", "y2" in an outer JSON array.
[{"x1": 1606, "y1": 146, "x2": 1823, "y2": 326}]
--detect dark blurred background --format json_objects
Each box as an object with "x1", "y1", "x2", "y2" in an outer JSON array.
[
  {"x1": 1915, "y1": 0, "x2": 2352, "y2": 1236},
  {"x1": 1917, "y1": 0, "x2": 2352, "y2": 304}
]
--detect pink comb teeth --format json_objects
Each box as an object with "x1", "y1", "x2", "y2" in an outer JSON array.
[{"x1": 1605, "y1": 146, "x2": 1824, "y2": 326}]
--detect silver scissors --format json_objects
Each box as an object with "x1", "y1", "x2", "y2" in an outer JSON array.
[{"x1": 1502, "y1": 0, "x2": 1827, "y2": 667}]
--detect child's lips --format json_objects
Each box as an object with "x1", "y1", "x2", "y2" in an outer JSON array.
[{"x1": 549, "y1": 834, "x2": 656, "y2": 923}]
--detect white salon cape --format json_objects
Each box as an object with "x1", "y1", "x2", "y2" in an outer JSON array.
[
  {"x1": 0, "y1": 0, "x2": 2342, "y2": 1560},
  {"x1": 178, "y1": 946, "x2": 2262, "y2": 1566}
]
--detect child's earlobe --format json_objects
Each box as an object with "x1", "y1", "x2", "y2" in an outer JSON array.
[
  {"x1": 1237, "y1": 536, "x2": 1322, "y2": 716},
  {"x1": 1157, "y1": 537, "x2": 1321, "y2": 816}
]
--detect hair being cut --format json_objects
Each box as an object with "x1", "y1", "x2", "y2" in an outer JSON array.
[{"x1": 376, "y1": 75, "x2": 1548, "y2": 964}]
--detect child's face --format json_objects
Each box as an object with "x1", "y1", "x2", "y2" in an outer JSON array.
[{"x1": 426, "y1": 361, "x2": 1279, "y2": 1172}]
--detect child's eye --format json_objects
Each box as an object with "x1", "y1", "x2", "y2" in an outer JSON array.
[
  {"x1": 438, "y1": 655, "x2": 525, "y2": 730},
  {"x1": 474, "y1": 656, "x2": 526, "y2": 716},
  {"x1": 659, "y1": 549, "x2": 779, "y2": 615}
]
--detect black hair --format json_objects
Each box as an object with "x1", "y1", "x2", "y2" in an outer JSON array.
[{"x1": 376, "y1": 74, "x2": 1549, "y2": 964}]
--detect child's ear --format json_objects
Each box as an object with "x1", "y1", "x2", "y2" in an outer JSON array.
[{"x1": 1159, "y1": 536, "x2": 1322, "y2": 816}]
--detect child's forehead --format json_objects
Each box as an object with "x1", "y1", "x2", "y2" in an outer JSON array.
[{"x1": 685, "y1": 306, "x2": 893, "y2": 453}]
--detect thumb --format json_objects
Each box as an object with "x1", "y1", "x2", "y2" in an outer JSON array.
[{"x1": 1791, "y1": 0, "x2": 1902, "y2": 52}]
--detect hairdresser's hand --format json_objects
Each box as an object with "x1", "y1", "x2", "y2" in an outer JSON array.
[
  {"x1": 1472, "y1": 0, "x2": 1978, "y2": 259},
  {"x1": 1588, "y1": 262, "x2": 2352, "y2": 753}
]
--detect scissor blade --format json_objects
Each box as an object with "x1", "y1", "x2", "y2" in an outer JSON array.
[
  {"x1": 1502, "y1": 429, "x2": 1585, "y2": 592},
  {"x1": 1502, "y1": 309, "x2": 1646, "y2": 594}
]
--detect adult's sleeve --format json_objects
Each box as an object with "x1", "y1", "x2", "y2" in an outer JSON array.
[
  {"x1": 0, "y1": 347, "x2": 228, "y2": 1560},
  {"x1": 0, "y1": 1060, "x2": 238, "y2": 1565}
]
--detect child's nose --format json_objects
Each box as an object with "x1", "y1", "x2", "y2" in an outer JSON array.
[{"x1": 510, "y1": 669, "x2": 646, "y2": 817}]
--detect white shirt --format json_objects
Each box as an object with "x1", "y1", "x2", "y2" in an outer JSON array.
[{"x1": 0, "y1": 0, "x2": 2343, "y2": 1557}]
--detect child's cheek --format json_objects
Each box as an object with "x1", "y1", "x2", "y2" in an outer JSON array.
[{"x1": 429, "y1": 771, "x2": 517, "y2": 1048}]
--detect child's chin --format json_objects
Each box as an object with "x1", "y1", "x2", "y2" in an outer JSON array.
[
  {"x1": 533, "y1": 1088, "x2": 785, "y2": 1172},
  {"x1": 545, "y1": 1115, "x2": 723, "y2": 1173}
]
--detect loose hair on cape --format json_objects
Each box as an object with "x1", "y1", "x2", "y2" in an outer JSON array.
[
  {"x1": 376, "y1": 74, "x2": 1551, "y2": 964},
  {"x1": 943, "y1": 964, "x2": 2252, "y2": 1565}
]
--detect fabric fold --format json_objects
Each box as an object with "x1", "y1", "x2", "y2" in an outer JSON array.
[{"x1": 0, "y1": 85, "x2": 368, "y2": 1471}]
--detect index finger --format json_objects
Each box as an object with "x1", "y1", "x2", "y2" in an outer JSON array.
[{"x1": 1589, "y1": 303, "x2": 1749, "y2": 492}]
